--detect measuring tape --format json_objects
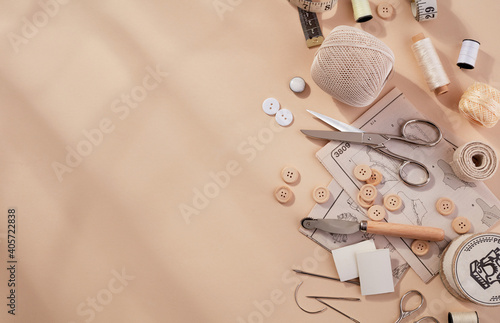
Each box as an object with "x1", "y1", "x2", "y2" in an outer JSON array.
[
  {"x1": 298, "y1": 8, "x2": 324, "y2": 47},
  {"x1": 288, "y1": 0, "x2": 337, "y2": 12},
  {"x1": 411, "y1": 0, "x2": 438, "y2": 21}
]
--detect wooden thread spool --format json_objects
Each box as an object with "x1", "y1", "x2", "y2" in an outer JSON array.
[{"x1": 411, "y1": 33, "x2": 450, "y2": 95}]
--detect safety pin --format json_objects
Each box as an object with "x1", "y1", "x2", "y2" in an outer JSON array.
[
  {"x1": 315, "y1": 298, "x2": 361, "y2": 323},
  {"x1": 292, "y1": 269, "x2": 360, "y2": 285}
]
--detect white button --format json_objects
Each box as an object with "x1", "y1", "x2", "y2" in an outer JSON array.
[
  {"x1": 289, "y1": 77, "x2": 306, "y2": 93},
  {"x1": 262, "y1": 98, "x2": 280, "y2": 115},
  {"x1": 275, "y1": 108, "x2": 294, "y2": 126}
]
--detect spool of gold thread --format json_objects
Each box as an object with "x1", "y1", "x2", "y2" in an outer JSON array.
[
  {"x1": 459, "y1": 82, "x2": 500, "y2": 128},
  {"x1": 351, "y1": 0, "x2": 373, "y2": 22}
]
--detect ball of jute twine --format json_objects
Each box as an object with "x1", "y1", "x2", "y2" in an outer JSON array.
[{"x1": 311, "y1": 25, "x2": 394, "y2": 107}]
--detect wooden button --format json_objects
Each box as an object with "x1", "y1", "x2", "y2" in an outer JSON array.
[
  {"x1": 436, "y1": 197, "x2": 455, "y2": 216},
  {"x1": 367, "y1": 205, "x2": 386, "y2": 221},
  {"x1": 357, "y1": 192, "x2": 374, "y2": 208},
  {"x1": 411, "y1": 240, "x2": 430, "y2": 256},
  {"x1": 353, "y1": 164, "x2": 372, "y2": 181},
  {"x1": 383, "y1": 194, "x2": 402, "y2": 211},
  {"x1": 366, "y1": 168, "x2": 383, "y2": 186},
  {"x1": 274, "y1": 185, "x2": 293, "y2": 203},
  {"x1": 359, "y1": 184, "x2": 377, "y2": 202},
  {"x1": 281, "y1": 166, "x2": 300, "y2": 184},
  {"x1": 452, "y1": 216, "x2": 471, "y2": 234},
  {"x1": 377, "y1": 2, "x2": 394, "y2": 19},
  {"x1": 312, "y1": 186, "x2": 330, "y2": 203}
]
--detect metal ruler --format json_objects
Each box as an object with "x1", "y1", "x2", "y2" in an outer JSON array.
[
  {"x1": 298, "y1": 7, "x2": 324, "y2": 48},
  {"x1": 411, "y1": 0, "x2": 438, "y2": 21},
  {"x1": 288, "y1": 0, "x2": 337, "y2": 13}
]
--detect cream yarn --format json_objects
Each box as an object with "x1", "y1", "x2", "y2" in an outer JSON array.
[
  {"x1": 459, "y1": 82, "x2": 500, "y2": 128},
  {"x1": 311, "y1": 25, "x2": 395, "y2": 107}
]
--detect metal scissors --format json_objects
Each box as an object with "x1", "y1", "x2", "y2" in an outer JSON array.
[
  {"x1": 301, "y1": 110, "x2": 443, "y2": 187},
  {"x1": 394, "y1": 290, "x2": 424, "y2": 323}
]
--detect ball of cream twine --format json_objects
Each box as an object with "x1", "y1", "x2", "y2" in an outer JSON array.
[
  {"x1": 459, "y1": 82, "x2": 500, "y2": 128},
  {"x1": 311, "y1": 25, "x2": 395, "y2": 107}
]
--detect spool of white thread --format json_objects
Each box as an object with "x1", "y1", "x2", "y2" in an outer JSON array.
[
  {"x1": 457, "y1": 39, "x2": 480, "y2": 69},
  {"x1": 448, "y1": 311, "x2": 479, "y2": 323},
  {"x1": 351, "y1": 0, "x2": 373, "y2": 22},
  {"x1": 411, "y1": 33, "x2": 450, "y2": 95},
  {"x1": 450, "y1": 141, "x2": 498, "y2": 182},
  {"x1": 439, "y1": 233, "x2": 500, "y2": 307}
]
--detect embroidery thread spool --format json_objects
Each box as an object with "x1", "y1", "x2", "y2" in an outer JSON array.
[
  {"x1": 411, "y1": 33, "x2": 450, "y2": 95},
  {"x1": 457, "y1": 39, "x2": 480, "y2": 69},
  {"x1": 448, "y1": 311, "x2": 479, "y2": 323},
  {"x1": 351, "y1": 0, "x2": 373, "y2": 22}
]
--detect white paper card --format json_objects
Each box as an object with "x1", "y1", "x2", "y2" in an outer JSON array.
[
  {"x1": 331, "y1": 239, "x2": 376, "y2": 281},
  {"x1": 357, "y1": 249, "x2": 394, "y2": 296}
]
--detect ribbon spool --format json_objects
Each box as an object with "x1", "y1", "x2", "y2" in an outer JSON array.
[
  {"x1": 457, "y1": 39, "x2": 480, "y2": 70},
  {"x1": 450, "y1": 141, "x2": 498, "y2": 182},
  {"x1": 411, "y1": 33, "x2": 450, "y2": 95},
  {"x1": 448, "y1": 311, "x2": 479, "y2": 323},
  {"x1": 311, "y1": 25, "x2": 394, "y2": 107},
  {"x1": 440, "y1": 233, "x2": 500, "y2": 307},
  {"x1": 459, "y1": 82, "x2": 500, "y2": 128}
]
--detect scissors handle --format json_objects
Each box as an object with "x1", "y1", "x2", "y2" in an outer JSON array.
[
  {"x1": 394, "y1": 290, "x2": 425, "y2": 323},
  {"x1": 375, "y1": 147, "x2": 430, "y2": 187},
  {"x1": 393, "y1": 119, "x2": 442, "y2": 146}
]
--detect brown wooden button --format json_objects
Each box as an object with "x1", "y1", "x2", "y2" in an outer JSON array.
[
  {"x1": 383, "y1": 193, "x2": 402, "y2": 211},
  {"x1": 359, "y1": 184, "x2": 377, "y2": 202},
  {"x1": 366, "y1": 168, "x2": 383, "y2": 186},
  {"x1": 281, "y1": 166, "x2": 300, "y2": 184},
  {"x1": 353, "y1": 164, "x2": 372, "y2": 181},
  {"x1": 274, "y1": 185, "x2": 293, "y2": 203},
  {"x1": 367, "y1": 205, "x2": 386, "y2": 221},
  {"x1": 312, "y1": 186, "x2": 330, "y2": 204},
  {"x1": 357, "y1": 192, "x2": 374, "y2": 208},
  {"x1": 411, "y1": 240, "x2": 430, "y2": 256},
  {"x1": 436, "y1": 197, "x2": 455, "y2": 216},
  {"x1": 452, "y1": 216, "x2": 471, "y2": 234},
  {"x1": 377, "y1": 2, "x2": 394, "y2": 19}
]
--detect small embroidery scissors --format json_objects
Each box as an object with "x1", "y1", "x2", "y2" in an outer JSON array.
[
  {"x1": 301, "y1": 110, "x2": 442, "y2": 187},
  {"x1": 394, "y1": 290, "x2": 424, "y2": 323}
]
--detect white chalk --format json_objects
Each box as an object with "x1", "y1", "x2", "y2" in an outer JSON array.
[
  {"x1": 356, "y1": 249, "x2": 394, "y2": 296},
  {"x1": 331, "y1": 240, "x2": 376, "y2": 281}
]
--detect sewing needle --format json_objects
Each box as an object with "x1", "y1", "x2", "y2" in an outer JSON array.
[
  {"x1": 292, "y1": 269, "x2": 360, "y2": 285},
  {"x1": 315, "y1": 298, "x2": 361, "y2": 323}
]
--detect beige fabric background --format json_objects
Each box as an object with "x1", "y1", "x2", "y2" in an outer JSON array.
[{"x1": 1, "y1": 0, "x2": 499, "y2": 322}]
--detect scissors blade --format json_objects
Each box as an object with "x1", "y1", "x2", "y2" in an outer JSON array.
[
  {"x1": 307, "y1": 110, "x2": 363, "y2": 133},
  {"x1": 301, "y1": 130, "x2": 389, "y2": 146},
  {"x1": 300, "y1": 130, "x2": 366, "y2": 143}
]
